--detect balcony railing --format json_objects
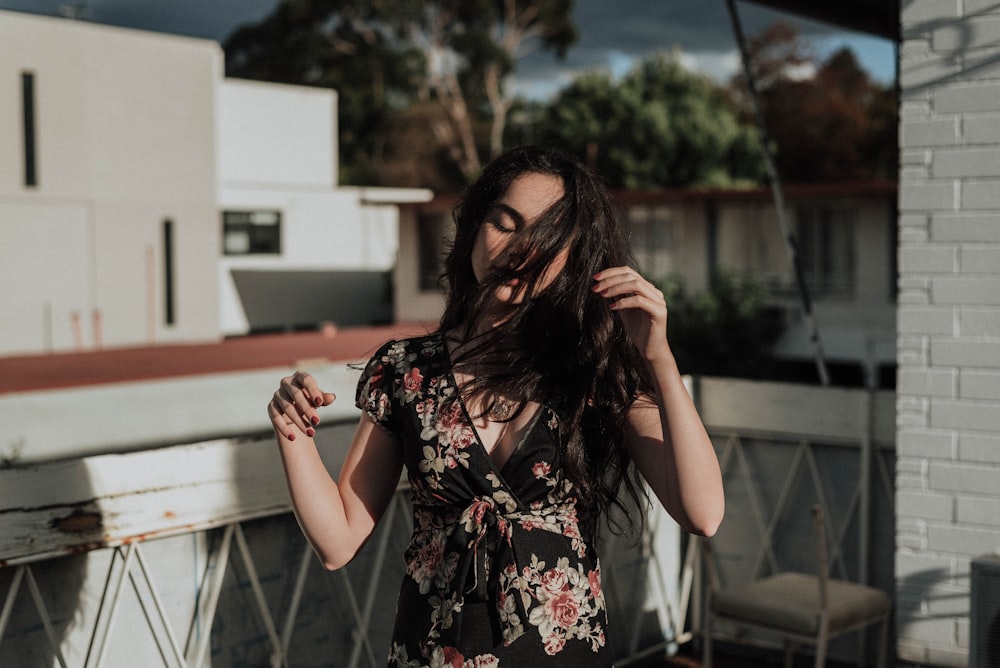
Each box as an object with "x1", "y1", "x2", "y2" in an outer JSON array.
[{"x1": 1, "y1": 377, "x2": 894, "y2": 666}]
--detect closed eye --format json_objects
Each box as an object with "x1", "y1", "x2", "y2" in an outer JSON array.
[
  {"x1": 487, "y1": 211, "x2": 517, "y2": 234},
  {"x1": 486, "y1": 203, "x2": 525, "y2": 234},
  {"x1": 490, "y1": 220, "x2": 516, "y2": 234}
]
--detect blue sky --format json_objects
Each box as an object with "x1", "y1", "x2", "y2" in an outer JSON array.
[{"x1": 1, "y1": 0, "x2": 896, "y2": 99}]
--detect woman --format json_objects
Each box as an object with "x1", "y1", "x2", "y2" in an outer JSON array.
[{"x1": 268, "y1": 146, "x2": 724, "y2": 667}]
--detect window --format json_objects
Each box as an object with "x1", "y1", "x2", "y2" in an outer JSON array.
[
  {"x1": 223, "y1": 210, "x2": 281, "y2": 255},
  {"x1": 163, "y1": 219, "x2": 175, "y2": 325},
  {"x1": 22, "y1": 71, "x2": 37, "y2": 187},
  {"x1": 621, "y1": 204, "x2": 674, "y2": 278},
  {"x1": 796, "y1": 206, "x2": 855, "y2": 297},
  {"x1": 417, "y1": 213, "x2": 449, "y2": 291}
]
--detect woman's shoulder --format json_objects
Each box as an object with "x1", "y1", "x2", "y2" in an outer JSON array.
[{"x1": 366, "y1": 331, "x2": 445, "y2": 365}]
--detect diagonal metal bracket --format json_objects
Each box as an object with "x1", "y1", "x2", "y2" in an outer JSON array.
[{"x1": 0, "y1": 564, "x2": 69, "y2": 668}]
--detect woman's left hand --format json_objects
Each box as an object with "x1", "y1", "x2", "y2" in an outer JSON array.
[{"x1": 592, "y1": 267, "x2": 672, "y2": 364}]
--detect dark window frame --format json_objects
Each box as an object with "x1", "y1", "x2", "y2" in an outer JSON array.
[
  {"x1": 22, "y1": 71, "x2": 37, "y2": 187},
  {"x1": 163, "y1": 219, "x2": 175, "y2": 326},
  {"x1": 222, "y1": 210, "x2": 282, "y2": 255}
]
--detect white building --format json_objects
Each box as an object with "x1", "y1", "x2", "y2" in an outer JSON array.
[
  {"x1": 0, "y1": 10, "x2": 430, "y2": 357},
  {"x1": 216, "y1": 79, "x2": 431, "y2": 336}
]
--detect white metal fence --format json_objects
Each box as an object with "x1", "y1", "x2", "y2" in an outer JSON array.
[{"x1": 1, "y1": 378, "x2": 895, "y2": 666}]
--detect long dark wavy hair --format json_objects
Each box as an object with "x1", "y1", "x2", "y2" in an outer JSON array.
[{"x1": 439, "y1": 145, "x2": 654, "y2": 532}]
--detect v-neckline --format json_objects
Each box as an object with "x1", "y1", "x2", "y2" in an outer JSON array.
[
  {"x1": 459, "y1": 388, "x2": 541, "y2": 472},
  {"x1": 440, "y1": 333, "x2": 541, "y2": 481}
]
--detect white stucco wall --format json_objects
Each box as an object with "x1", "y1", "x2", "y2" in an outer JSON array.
[
  {"x1": 0, "y1": 11, "x2": 221, "y2": 354},
  {"x1": 217, "y1": 79, "x2": 337, "y2": 189},
  {"x1": 1, "y1": 13, "x2": 431, "y2": 350}
]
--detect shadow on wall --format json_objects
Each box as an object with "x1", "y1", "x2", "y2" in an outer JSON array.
[
  {"x1": 900, "y1": 0, "x2": 1000, "y2": 95},
  {"x1": 0, "y1": 467, "x2": 94, "y2": 667},
  {"x1": 896, "y1": 567, "x2": 969, "y2": 662},
  {"x1": 209, "y1": 419, "x2": 413, "y2": 665}
]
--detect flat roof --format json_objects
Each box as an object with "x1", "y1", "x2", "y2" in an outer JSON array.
[{"x1": 0, "y1": 324, "x2": 436, "y2": 395}]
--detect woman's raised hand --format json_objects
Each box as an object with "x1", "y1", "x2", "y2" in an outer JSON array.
[
  {"x1": 592, "y1": 267, "x2": 672, "y2": 365},
  {"x1": 267, "y1": 371, "x2": 337, "y2": 441}
]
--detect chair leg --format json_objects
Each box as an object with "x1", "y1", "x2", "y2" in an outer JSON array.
[
  {"x1": 783, "y1": 639, "x2": 795, "y2": 668},
  {"x1": 702, "y1": 613, "x2": 713, "y2": 668},
  {"x1": 875, "y1": 614, "x2": 889, "y2": 668},
  {"x1": 815, "y1": 624, "x2": 829, "y2": 668}
]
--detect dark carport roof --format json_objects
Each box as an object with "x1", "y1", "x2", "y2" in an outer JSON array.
[{"x1": 744, "y1": 0, "x2": 900, "y2": 41}]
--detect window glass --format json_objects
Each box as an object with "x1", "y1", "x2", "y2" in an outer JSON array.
[
  {"x1": 223, "y1": 210, "x2": 281, "y2": 255},
  {"x1": 796, "y1": 206, "x2": 855, "y2": 297},
  {"x1": 417, "y1": 213, "x2": 448, "y2": 292}
]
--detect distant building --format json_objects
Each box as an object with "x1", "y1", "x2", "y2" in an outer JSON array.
[
  {"x1": 0, "y1": 10, "x2": 431, "y2": 357},
  {"x1": 399, "y1": 181, "x2": 898, "y2": 387}
]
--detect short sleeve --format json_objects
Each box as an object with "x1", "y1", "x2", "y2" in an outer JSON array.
[{"x1": 355, "y1": 340, "x2": 399, "y2": 436}]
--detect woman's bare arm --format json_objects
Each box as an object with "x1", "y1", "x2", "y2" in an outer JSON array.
[
  {"x1": 268, "y1": 372, "x2": 403, "y2": 569},
  {"x1": 592, "y1": 267, "x2": 724, "y2": 536}
]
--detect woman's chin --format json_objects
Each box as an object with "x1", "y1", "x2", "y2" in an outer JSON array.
[{"x1": 496, "y1": 283, "x2": 527, "y2": 304}]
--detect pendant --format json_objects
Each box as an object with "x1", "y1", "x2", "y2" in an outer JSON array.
[{"x1": 489, "y1": 398, "x2": 513, "y2": 421}]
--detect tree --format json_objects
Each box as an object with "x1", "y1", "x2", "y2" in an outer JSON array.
[
  {"x1": 728, "y1": 22, "x2": 898, "y2": 182},
  {"x1": 526, "y1": 53, "x2": 765, "y2": 189},
  {"x1": 659, "y1": 272, "x2": 785, "y2": 379},
  {"x1": 224, "y1": 0, "x2": 576, "y2": 187}
]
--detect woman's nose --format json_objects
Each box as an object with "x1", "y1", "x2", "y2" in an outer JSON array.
[{"x1": 498, "y1": 238, "x2": 529, "y2": 266}]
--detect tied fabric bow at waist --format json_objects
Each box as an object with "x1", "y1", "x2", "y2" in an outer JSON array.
[{"x1": 415, "y1": 497, "x2": 584, "y2": 648}]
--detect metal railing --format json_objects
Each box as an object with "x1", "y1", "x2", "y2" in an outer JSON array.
[{"x1": 1, "y1": 377, "x2": 895, "y2": 666}]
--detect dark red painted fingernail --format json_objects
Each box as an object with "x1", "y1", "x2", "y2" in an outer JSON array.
[
  {"x1": 311, "y1": 415, "x2": 320, "y2": 426},
  {"x1": 313, "y1": 396, "x2": 323, "y2": 406},
  {"x1": 306, "y1": 428, "x2": 315, "y2": 437},
  {"x1": 287, "y1": 432, "x2": 296, "y2": 441}
]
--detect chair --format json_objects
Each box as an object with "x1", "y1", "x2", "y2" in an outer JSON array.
[{"x1": 701, "y1": 505, "x2": 891, "y2": 668}]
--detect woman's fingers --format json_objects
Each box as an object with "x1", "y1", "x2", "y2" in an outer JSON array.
[
  {"x1": 268, "y1": 399, "x2": 300, "y2": 441},
  {"x1": 592, "y1": 267, "x2": 673, "y2": 362},
  {"x1": 269, "y1": 372, "x2": 337, "y2": 440},
  {"x1": 592, "y1": 267, "x2": 666, "y2": 313}
]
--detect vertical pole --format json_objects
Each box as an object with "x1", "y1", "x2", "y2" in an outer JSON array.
[
  {"x1": 92, "y1": 309, "x2": 103, "y2": 350},
  {"x1": 858, "y1": 391, "x2": 874, "y2": 663},
  {"x1": 725, "y1": 0, "x2": 831, "y2": 386},
  {"x1": 71, "y1": 311, "x2": 83, "y2": 351},
  {"x1": 146, "y1": 246, "x2": 156, "y2": 344},
  {"x1": 43, "y1": 303, "x2": 53, "y2": 353}
]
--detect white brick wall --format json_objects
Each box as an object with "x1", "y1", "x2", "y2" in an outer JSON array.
[{"x1": 897, "y1": 2, "x2": 1000, "y2": 665}]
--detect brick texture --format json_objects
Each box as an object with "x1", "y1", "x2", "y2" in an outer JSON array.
[{"x1": 897, "y1": 2, "x2": 1000, "y2": 665}]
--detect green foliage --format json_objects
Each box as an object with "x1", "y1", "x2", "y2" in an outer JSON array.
[
  {"x1": 223, "y1": 0, "x2": 576, "y2": 188},
  {"x1": 525, "y1": 54, "x2": 766, "y2": 189},
  {"x1": 224, "y1": 0, "x2": 427, "y2": 184},
  {"x1": 659, "y1": 272, "x2": 785, "y2": 379}
]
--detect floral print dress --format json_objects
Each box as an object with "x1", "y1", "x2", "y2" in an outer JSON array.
[{"x1": 355, "y1": 334, "x2": 612, "y2": 668}]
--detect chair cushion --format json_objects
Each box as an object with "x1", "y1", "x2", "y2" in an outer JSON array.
[{"x1": 711, "y1": 572, "x2": 891, "y2": 636}]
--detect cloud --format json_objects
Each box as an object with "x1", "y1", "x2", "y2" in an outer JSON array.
[
  {"x1": 1, "y1": 0, "x2": 894, "y2": 93},
  {"x1": 0, "y1": 0, "x2": 277, "y2": 41}
]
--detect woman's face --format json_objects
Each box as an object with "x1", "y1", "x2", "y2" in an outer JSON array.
[{"x1": 471, "y1": 172, "x2": 568, "y2": 304}]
